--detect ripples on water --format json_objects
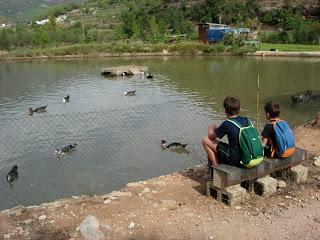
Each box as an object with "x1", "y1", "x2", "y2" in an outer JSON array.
[{"x1": 0, "y1": 56, "x2": 319, "y2": 210}]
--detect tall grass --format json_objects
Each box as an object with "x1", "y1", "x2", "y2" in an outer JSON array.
[
  {"x1": 11, "y1": 42, "x2": 320, "y2": 59},
  {"x1": 7, "y1": 42, "x2": 230, "y2": 58}
]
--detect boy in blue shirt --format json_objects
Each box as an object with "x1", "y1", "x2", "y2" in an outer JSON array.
[
  {"x1": 202, "y1": 96, "x2": 250, "y2": 168},
  {"x1": 261, "y1": 101, "x2": 281, "y2": 158},
  {"x1": 261, "y1": 101, "x2": 295, "y2": 158}
]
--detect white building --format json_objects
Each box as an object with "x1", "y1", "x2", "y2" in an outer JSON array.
[{"x1": 35, "y1": 19, "x2": 49, "y2": 25}]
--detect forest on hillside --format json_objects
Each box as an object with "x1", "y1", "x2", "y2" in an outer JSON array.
[{"x1": 0, "y1": 0, "x2": 319, "y2": 51}]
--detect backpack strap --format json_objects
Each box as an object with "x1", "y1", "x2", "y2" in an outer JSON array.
[
  {"x1": 227, "y1": 119, "x2": 242, "y2": 129},
  {"x1": 247, "y1": 119, "x2": 254, "y2": 127},
  {"x1": 268, "y1": 119, "x2": 278, "y2": 158},
  {"x1": 270, "y1": 118, "x2": 282, "y2": 124},
  {"x1": 227, "y1": 118, "x2": 252, "y2": 128}
]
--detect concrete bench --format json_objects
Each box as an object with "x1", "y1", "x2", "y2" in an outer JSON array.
[{"x1": 206, "y1": 148, "x2": 307, "y2": 206}]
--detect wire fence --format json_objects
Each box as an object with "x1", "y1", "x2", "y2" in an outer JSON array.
[{"x1": 0, "y1": 102, "x2": 219, "y2": 210}]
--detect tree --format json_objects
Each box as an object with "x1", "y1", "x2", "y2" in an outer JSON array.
[
  {"x1": 120, "y1": 11, "x2": 137, "y2": 38},
  {"x1": 48, "y1": 15, "x2": 56, "y2": 27},
  {"x1": 150, "y1": 16, "x2": 159, "y2": 36},
  {"x1": 0, "y1": 29, "x2": 12, "y2": 50},
  {"x1": 222, "y1": 0, "x2": 246, "y2": 24},
  {"x1": 206, "y1": 0, "x2": 224, "y2": 23}
]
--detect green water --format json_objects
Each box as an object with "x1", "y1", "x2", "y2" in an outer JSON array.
[
  {"x1": 0, "y1": 56, "x2": 319, "y2": 210},
  {"x1": 147, "y1": 56, "x2": 320, "y2": 126}
]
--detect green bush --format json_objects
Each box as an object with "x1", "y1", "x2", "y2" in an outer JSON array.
[
  {"x1": 223, "y1": 33, "x2": 246, "y2": 47},
  {"x1": 260, "y1": 21, "x2": 320, "y2": 44},
  {"x1": 0, "y1": 29, "x2": 13, "y2": 50}
]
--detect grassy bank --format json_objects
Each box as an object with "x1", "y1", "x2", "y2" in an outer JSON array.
[
  {"x1": 3, "y1": 42, "x2": 320, "y2": 59},
  {"x1": 261, "y1": 43, "x2": 320, "y2": 52},
  {"x1": 1, "y1": 41, "x2": 259, "y2": 59}
]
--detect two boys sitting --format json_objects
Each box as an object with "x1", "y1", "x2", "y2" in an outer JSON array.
[{"x1": 202, "y1": 96, "x2": 295, "y2": 170}]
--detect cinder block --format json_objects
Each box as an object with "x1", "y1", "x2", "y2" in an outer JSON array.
[
  {"x1": 207, "y1": 182, "x2": 247, "y2": 206},
  {"x1": 289, "y1": 165, "x2": 308, "y2": 184},
  {"x1": 212, "y1": 165, "x2": 241, "y2": 188},
  {"x1": 270, "y1": 168, "x2": 290, "y2": 179},
  {"x1": 225, "y1": 184, "x2": 247, "y2": 197},
  {"x1": 254, "y1": 175, "x2": 277, "y2": 196}
]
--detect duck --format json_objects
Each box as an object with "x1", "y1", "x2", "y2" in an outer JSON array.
[
  {"x1": 29, "y1": 105, "x2": 47, "y2": 115},
  {"x1": 291, "y1": 90, "x2": 313, "y2": 104},
  {"x1": 6, "y1": 165, "x2": 18, "y2": 182},
  {"x1": 161, "y1": 140, "x2": 187, "y2": 149},
  {"x1": 63, "y1": 95, "x2": 70, "y2": 103},
  {"x1": 146, "y1": 72, "x2": 153, "y2": 79},
  {"x1": 124, "y1": 90, "x2": 136, "y2": 96},
  {"x1": 54, "y1": 143, "x2": 77, "y2": 155}
]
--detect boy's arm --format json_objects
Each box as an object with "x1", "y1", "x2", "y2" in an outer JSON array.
[
  {"x1": 261, "y1": 137, "x2": 268, "y2": 147},
  {"x1": 261, "y1": 124, "x2": 272, "y2": 147},
  {"x1": 208, "y1": 124, "x2": 218, "y2": 140}
]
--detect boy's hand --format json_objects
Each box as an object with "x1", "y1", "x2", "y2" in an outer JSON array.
[{"x1": 208, "y1": 124, "x2": 218, "y2": 140}]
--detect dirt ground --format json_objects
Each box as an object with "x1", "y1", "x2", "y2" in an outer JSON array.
[{"x1": 1, "y1": 125, "x2": 320, "y2": 240}]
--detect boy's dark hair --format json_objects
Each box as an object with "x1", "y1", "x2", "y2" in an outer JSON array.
[
  {"x1": 264, "y1": 101, "x2": 281, "y2": 118},
  {"x1": 223, "y1": 96, "x2": 240, "y2": 115}
]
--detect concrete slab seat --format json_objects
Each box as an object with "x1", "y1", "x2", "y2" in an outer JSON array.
[{"x1": 206, "y1": 148, "x2": 307, "y2": 206}]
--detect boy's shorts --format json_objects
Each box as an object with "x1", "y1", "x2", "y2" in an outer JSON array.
[
  {"x1": 216, "y1": 142, "x2": 229, "y2": 163},
  {"x1": 217, "y1": 142, "x2": 243, "y2": 168},
  {"x1": 264, "y1": 144, "x2": 278, "y2": 159}
]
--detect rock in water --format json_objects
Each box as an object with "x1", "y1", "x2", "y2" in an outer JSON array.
[{"x1": 78, "y1": 215, "x2": 104, "y2": 240}]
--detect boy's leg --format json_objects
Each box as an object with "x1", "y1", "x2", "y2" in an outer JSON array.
[{"x1": 202, "y1": 136, "x2": 219, "y2": 166}]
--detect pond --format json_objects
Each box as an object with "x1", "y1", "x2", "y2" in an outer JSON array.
[{"x1": 0, "y1": 56, "x2": 319, "y2": 210}]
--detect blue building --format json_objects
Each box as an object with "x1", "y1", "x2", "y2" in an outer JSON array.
[{"x1": 198, "y1": 23, "x2": 250, "y2": 43}]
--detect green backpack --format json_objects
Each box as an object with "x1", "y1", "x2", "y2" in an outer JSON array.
[{"x1": 227, "y1": 118, "x2": 264, "y2": 168}]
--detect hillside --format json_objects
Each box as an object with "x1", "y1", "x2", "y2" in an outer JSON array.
[
  {"x1": 244, "y1": 0, "x2": 319, "y2": 12},
  {"x1": 2, "y1": 0, "x2": 319, "y2": 21},
  {"x1": 0, "y1": 0, "x2": 319, "y2": 52},
  {"x1": 0, "y1": 0, "x2": 83, "y2": 19}
]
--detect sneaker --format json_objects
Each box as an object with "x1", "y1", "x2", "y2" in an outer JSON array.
[{"x1": 203, "y1": 174, "x2": 213, "y2": 181}]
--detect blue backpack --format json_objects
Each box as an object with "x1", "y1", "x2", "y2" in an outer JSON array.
[{"x1": 272, "y1": 120, "x2": 295, "y2": 158}]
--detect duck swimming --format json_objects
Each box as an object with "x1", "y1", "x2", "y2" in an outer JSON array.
[
  {"x1": 29, "y1": 105, "x2": 47, "y2": 115},
  {"x1": 124, "y1": 90, "x2": 136, "y2": 96},
  {"x1": 63, "y1": 95, "x2": 70, "y2": 103},
  {"x1": 146, "y1": 72, "x2": 153, "y2": 79},
  {"x1": 121, "y1": 72, "x2": 129, "y2": 77},
  {"x1": 54, "y1": 143, "x2": 77, "y2": 155},
  {"x1": 161, "y1": 140, "x2": 188, "y2": 149},
  {"x1": 6, "y1": 165, "x2": 18, "y2": 182}
]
